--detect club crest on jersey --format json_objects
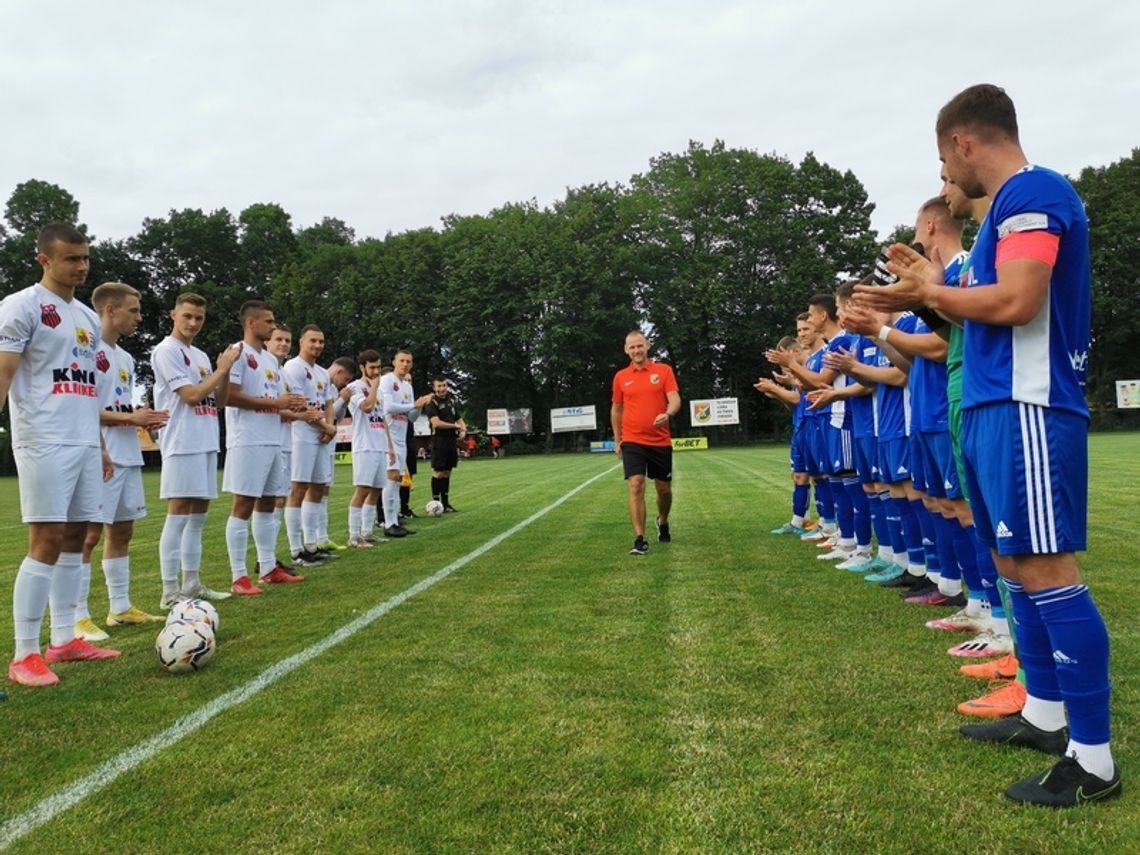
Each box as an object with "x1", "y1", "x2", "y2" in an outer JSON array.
[
  {"x1": 96, "y1": 350, "x2": 110, "y2": 373},
  {"x1": 41, "y1": 303, "x2": 62, "y2": 329},
  {"x1": 182, "y1": 349, "x2": 191, "y2": 366},
  {"x1": 305, "y1": 369, "x2": 312, "y2": 380},
  {"x1": 76, "y1": 328, "x2": 93, "y2": 347},
  {"x1": 246, "y1": 354, "x2": 258, "y2": 370},
  {"x1": 264, "y1": 369, "x2": 276, "y2": 381},
  {"x1": 649, "y1": 373, "x2": 660, "y2": 384}
]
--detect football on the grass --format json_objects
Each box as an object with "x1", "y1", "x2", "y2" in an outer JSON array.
[
  {"x1": 155, "y1": 620, "x2": 216, "y2": 673},
  {"x1": 425, "y1": 500, "x2": 445, "y2": 517},
  {"x1": 168, "y1": 598, "x2": 219, "y2": 632}
]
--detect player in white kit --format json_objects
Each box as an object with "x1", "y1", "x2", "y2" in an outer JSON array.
[
  {"x1": 74, "y1": 283, "x2": 169, "y2": 641},
  {"x1": 346, "y1": 350, "x2": 396, "y2": 546},
  {"x1": 222, "y1": 301, "x2": 307, "y2": 594},
  {"x1": 266, "y1": 325, "x2": 308, "y2": 578},
  {"x1": 2, "y1": 225, "x2": 120, "y2": 687},
  {"x1": 319, "y1": 356, "x2": 357, "y2": 550},
  {"x1": 151, "y1": 292, "x2": 243, "y2": 608},
  {"x1": 280, "y1": 325, "x2": 339, "y2": 565},
  {"x1": 379, "y1": 349, "x2": 433, "y2": 537}
]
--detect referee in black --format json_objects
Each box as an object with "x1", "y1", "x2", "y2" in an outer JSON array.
[{"x1": 423, "y1": 377, "x2": 466, "y2": 512}]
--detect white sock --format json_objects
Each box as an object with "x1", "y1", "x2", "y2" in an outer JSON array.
[
  {"x1": 927, "y1": 570, "x2": 942, "y2": 585},
  {"x1": 990, "y1": 613, "x2": 1011, "y2": 637},
  {"x1": 877, "y1": 545, "x2": 894, "y2": 563},
  {"x1": 1068, "y1": 740, "x2": 1115, "y2": 781},
  {"x1": 382, "y1": 481, "x2": 400, "y2": 528},
  {"x1": 317, "y1": 496, "x2": 330, "y2": 542},
  {"x1": 349, "y1": 505, "x2": 362, "y2": 538},
  {"x1": 226, "y1": 516, "x2": 249, "y2": 581},
  {"x1": 284, "y1": 506, "x2": 303, "y2": 553},
  {"x1": 791, "y1": 514, "x2": 805, "y2": 527},
  {"x1": 837, "y1": 537, "x2": 855, "y2": 550},
  {"x1": 938, "y1": 577, "x2": 963, "y2": 597},
  {"x1": 301, "y1": 500, "x2": 319, "y2": 548},
  {"x1": 1021, "y1": 694, "x2": 1067, "y2": 732},
  {"x1": 160, "y1": 514, "x2": 189, "y2": 592},
  {"x1": 103, "y1": 556, "x2": 131, "y2": 613},
  {"x1": 362, "y1": 502, "x2": 377, "y2": 532},
  {"x1": 965, "y1": 597, "x2": 989, "y2": 618},
  {"x1": 13, "y1": 556, "x2": 53, "y2": 659},
  {"x1": 906, "y1": 563, "x2": 925, "y2": 578},
  {"x1": 77, "y1": 561, "x2": 93, "y2": 620},
  {"x1": 252, "y1": 511, "x2": 277, "y2": 575},
  {"x1": 49, "y1": 552, "x2": 82, "y2": 647},
  {"x1": 180, "y1": 513, "x2": 207, "y2": 592}
]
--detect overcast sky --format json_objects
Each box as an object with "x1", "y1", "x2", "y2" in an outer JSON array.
[{"x1": 2, "y1": 1, "x2": 1137, "y2": 245}]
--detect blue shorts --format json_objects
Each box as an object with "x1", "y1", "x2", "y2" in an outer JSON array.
[
  {"x1": 918, "y1": 430, "x2": 960, "y2": 500},
  {"x1": 827, "y1": 426, "x2": 854, "y2": 475},
  {"x1": 961, "y1": 402, "x2": 1087, "y2": 556},
  {"x1": 789, "y1": 424, "x2": 810, "y2": 473},
  {"x1": 853, "y1": 436, "x2": 878, "y2": 484},
  {"x1": 876, "y1": 437, "x2": 910, "y2": 485},
  {"x1": 806, "y1": 419, "x2": 830, "y2": 476},
  {"x1": 908, "y1": 434, "x2": 928, "y2": 494}
]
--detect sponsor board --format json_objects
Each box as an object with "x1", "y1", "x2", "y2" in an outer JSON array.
[
  {"x1": 689, "y1": 398, "x2": 739, "y2": 427},
  {"x1": 551, "y1": 405, "x2": 597, "y2": 433},
  {"x1": 487, "y1": 408, "x2": 532, "y2": 435},
  {"x1": 1117, "y1": 380, "x2": 1140, "y2": 409}
]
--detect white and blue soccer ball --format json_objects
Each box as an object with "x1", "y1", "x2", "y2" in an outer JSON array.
[
  {"x1": 167, "y1": 598, "x2": 220, "y2": 633},
  {"x1": 155, "y1": 619, "x2": 216, "y2": 674},
  {"x1": 425, "y1": 500, "x2": 445, "y2": 517}
]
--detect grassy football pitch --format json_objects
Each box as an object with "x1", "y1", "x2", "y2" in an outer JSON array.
[{"x1": 1, "y1": 435, "x2": 1138, "y2": 853}]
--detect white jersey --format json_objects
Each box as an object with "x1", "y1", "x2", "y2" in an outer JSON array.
[
  {"x1": 347, "y1": 379, "x2": 389, "y2": 453},
  {"x1": 225, "y1": 344, "x2": 282, "y2": 448},
  {"x1": 151, "y1": 336, "x2": 220, "y2": 456},
  {"x1": 277, "y1": 358, "x2": 295, "y2": 448},
  {"x1": 0, "y1": 284, "x2": 101, "y2": 448},
  {"x1": 96, "y1": 342, "x2": 142, "y2": 466},
  {"x1": 282, "y1": 357, "x2": 333, "y2": 445},
  {"x1": 379, "y1": 372, "x2": 418, "y2": 444}
]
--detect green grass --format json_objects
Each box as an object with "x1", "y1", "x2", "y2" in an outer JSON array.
[{"x1": 1, "y1": 435, "x2": 1138, "y2": 853}]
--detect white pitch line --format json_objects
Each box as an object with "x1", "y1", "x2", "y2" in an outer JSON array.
[{"x1": 0, "y1": 463, "x2": 619, "y2": 852}]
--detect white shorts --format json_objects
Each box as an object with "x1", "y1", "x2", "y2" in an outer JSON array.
[
  {"x1": 352, "y1": 451, "x2": 388, "y2": 488},
  {"x1": 97, "y1": 464, "x2": 148, "y2": 523},
  {"x1": 159, "y1": 452, "x2": 219, "y2": 500},
  {"x1": 274, "y1": 450, "x2": 291, "y2": 498},
  {"x1": 386, "y1": 441, "x2": 408, "y2": 474},
  {"x1": 291, "y1": 441, "x2": 332, "y2": 485},
  {"x1": 15, "y1": 444, "x2": 103, "y2": 523},
  {"x1": 326, "y1": 442, "x2": 337, "y2": 486},
  {"x1": 222, "y1": 445, "x2": 286, "y2": 498}
]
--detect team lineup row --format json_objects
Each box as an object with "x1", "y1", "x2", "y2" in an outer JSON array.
[{"x1": 0, "y1": 247, "x2": 467, "y2": 695}]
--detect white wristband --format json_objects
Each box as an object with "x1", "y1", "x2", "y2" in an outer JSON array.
[{"x1": 878, "y1": 325, "x2": 891, "y2": 343}]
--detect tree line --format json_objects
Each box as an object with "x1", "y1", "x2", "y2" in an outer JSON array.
[{"x1": 2, "y1": 141, "x2": 1137, "y2": 447}]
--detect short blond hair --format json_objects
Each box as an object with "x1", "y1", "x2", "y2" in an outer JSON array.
[{"x1": 91, "y1": 281, "x2": 140, "y2": 313}]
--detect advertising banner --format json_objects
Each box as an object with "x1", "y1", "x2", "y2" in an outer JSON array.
[
  {"x1": 550, "y1": 405, "x2": 597, "y2": 433},
  {"x1": 689, "y1": 398, "x2": 740, "y2": 427}
]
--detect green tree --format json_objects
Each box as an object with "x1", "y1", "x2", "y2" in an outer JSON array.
[
  {"x1": 1072, "y1": 149, "x2": 1140, "y2": 412},
  {"x1": 0, "y1": 180, "x2": 86, "y2": 295}
]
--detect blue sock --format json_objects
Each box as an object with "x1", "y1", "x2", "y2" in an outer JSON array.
[
  {"x1": 845, "y1": 479, "x2": 871, "y2": 548},
  {"x1": 892, "y1": 496, "x2": 925, "y2": 567},
  {"x1": 792, "y1": 483, "x2": 810, "y2": 519},
  {"x1": 832, "y1": 478, "x2": 854, "y2": 540},
  {"x1": 1030, "y1": 588, "x2": 1108, "y2": 747},
  {"x1": 1028, "y1": 584, "x2": 1112, "y2": 745},
  {"x1": 973, "y1": 531, "x2": 1004, "y2": 618},
  {"x1": 934, "y1": 515, "x2": 960, "y2": 582},
  {"x1": 882, "y1": 492, "x2": 904, "y2": 557},
  {"x1": 1006, "y1": 580, "x2": 1061, "y2": 703},
  {"x1": 953, "y1": 522, "x2": 984, "y2": 599},
  {"x1": 911, "y1": 500, "x2": 940, "y2": 575},
  {"x1": 868, "y1": 489, "x2": 890, "y2": 548},
  {"x1": 814, "y1": 479, "x2": 834, "y2": 523}
]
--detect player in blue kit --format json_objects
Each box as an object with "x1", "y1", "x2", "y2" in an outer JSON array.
[
  {"x1": 863, "y1": 84, "x2": 1119, "y2": 807},
  {"x1": 757, "y1": 335, "x2": 813, "y2": 535}
]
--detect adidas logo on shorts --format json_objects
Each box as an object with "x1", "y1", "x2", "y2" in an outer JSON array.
[
  {"x1": 996, "y1": 521, "x2": 1014, "y2": 539},
  {"x1": 1053, "y1": 649, "x2": 1078, "y2": 665}
]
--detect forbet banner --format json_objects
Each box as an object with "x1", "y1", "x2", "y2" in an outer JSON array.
[
  {"x1": 672, "y1": 436, "x2": 708, "y2": 451},
  {"x1": 1117, "y1": 380, "x2": 1140, "y2": 409},
  {"x1": 550, "y1": 405, "x2": 597, "y2": 433},
  {"x1": 689, "y1": 398, "x2": 739, "y2": 427}
]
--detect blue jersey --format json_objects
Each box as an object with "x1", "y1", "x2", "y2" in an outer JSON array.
[
  {"x1": 873, "y1": 315, "x2": 910, "y2": 441},
  {"x1": 850, "y1": 335, "x2": 878, "y2": 439},
  {"x1": 792, "y1": 391, "x2": 808, "y2": 430},
  {"x1": 894, "y1": 313, "x2": 923, "y2": 430},
  {"x1": 826, "y1": 331, "x2": 858, "y2": 430},
  {"x1": 802, "y1": 346, "x2": 828, "y2": 419},
  {"x1": 911, "y1": 317, "x2": 948, "y2": 432},
  {"x1": 962, "y1": 165, "x2": 1091, "y2": 418}
]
